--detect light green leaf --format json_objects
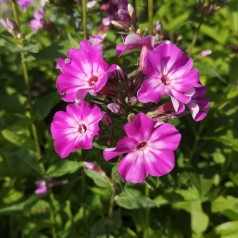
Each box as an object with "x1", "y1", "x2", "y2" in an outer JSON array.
[
  {"x1": 47, "y1": 160, "x2": 83, "y2": 177},
  {"x1": 191, "y1": 201, "x2": 209, "y2": 234}
]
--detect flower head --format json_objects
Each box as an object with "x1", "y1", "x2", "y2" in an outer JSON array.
[
  {"x1": 17, "y1": 0, "x2": 32, "y2": 12},
  {"x1": 138, "y1": 41, "x2": 200, "y2": 106},
  {"x1": 56, "y1": 38, "x2": 117, "y2": 104},
  {"x1": 103, "y1": 113, "x2": 181, "y2": 183},
  {"x1": 51, "y1": 102, "x2": 103, "y2": 158}
]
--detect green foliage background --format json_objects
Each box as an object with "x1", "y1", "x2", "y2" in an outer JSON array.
[{"x1": 0, "y1": 0, "x2": 238, "y2": 237}]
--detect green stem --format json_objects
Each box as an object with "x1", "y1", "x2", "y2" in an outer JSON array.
[
  {"x1": 107, "y1": 181, "x2": 115, "y2": 238},
  {"x1": 82, "y1": 0, "x2": 87, "y2": 40},
  {"x1": 188, "y1": 21, "x2": 202, "y2": 56},
  {"x1": 144, "y1": 184, "x2": 150, "y2": 234},
  {"x1": 148, "y1": 0, "x2": 153, "y2": 35},
  {"x1": 10, "y1": 1, "x2": 57, "y2": 238}
]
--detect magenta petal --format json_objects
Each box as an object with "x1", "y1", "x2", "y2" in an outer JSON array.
[
  {"x1": 116, "y1": 44, "x2": 137, "y2": 57},
  {"x1": 75, "y1": 89, "x2": 88, "y2": 105},
  {"x1": 146, "y1": 150, "x2": 175, "y2": 176},
  {"x1": 103, "y1": 137, "x2": 137, "y2": 161},
  {"x1": 118, "y1": 151, "x2": 148, "y2": 183},
  {"x1": 137, "y1": 78, "x2": 164, "y2": 103},
  {"x1": 149, "y1": 123, "x2": 181, "y2": 151},
  {"x1": 124, "y1": 113, "x2": 156, "y2": 141},
  {"x1": 54, "y1": 136, "x2": 78, "y2": 158}
]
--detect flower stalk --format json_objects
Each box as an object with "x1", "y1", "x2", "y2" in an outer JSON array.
[
  {"x1": 148, "y1": 0, "x2": 153, "y2": 35},
  {"x1": 10, "y1": 1, "x2": 57, "y2": 237},
  {"x1": 82, "y1": 0, "x2": 87, "y2": 40}
]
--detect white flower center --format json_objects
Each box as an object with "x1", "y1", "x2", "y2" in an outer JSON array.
[{"x1": 78, "y1": 124, "x2": 87, "y2": 134}]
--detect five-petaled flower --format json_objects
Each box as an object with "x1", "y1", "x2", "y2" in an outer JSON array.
[
  {"x1": 56, "y1": 39, "x2": 117, "y2": 104},
  {"x1": 103, "y1": 113, "x2": 181, "y2": 183},
  {"x1": 51, "y1": 102, "x2": 103, "y2": 158},
  {"x1": 138, "y1": 41, "x2": 200, "y2": 110}
]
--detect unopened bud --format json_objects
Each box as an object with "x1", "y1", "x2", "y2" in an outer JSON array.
[
  {"x1": 84, "y1": 161, "x2": 105, "y2": 175},
  {"x1": 127, "y1": 113, "x2": 135, "y2": 122},
  {"x1": 128, "y1": 96, "x2": 138, "y2": 106},
  {"x1": 102, "y1": 113, "x2": 112, "y2": 125},
  {"x1": 0, "y1": 18, "x2": 19, "y2": 35},
  {"x1": 111, "y1": 20, "x2": 128, "y2": 30},
  {"x1": 127, "y1": 4, "x2": 135, "y2": 19},
  {"x1": 198, "y1": 49, "x2": 212, "y2": 58},
  {"x1": 107, "y1": 103, "x2": 121, "y2": 114}
]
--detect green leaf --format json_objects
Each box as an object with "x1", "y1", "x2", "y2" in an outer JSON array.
[
  {"x1": 191, "y1": 201, "x2": 209, "y2": 234},
  {"x1": 33, "y1": 92, "x2": 60, "y2": 120},
  {"x1": 115, "y1": 188, "x2": 158, "y2": 209},
  {"x1": 0, "y1": 195, "x2": 39, "y2": 214},
  {"x1": 207, "y1": 221, "x2": 238, "y2": 238},
  {"x1": 47, "y1": 160, "x2": 83, "y2": 177},
  {"x1": 84, "y1": 169, "x2": 111, "y2": 188}
]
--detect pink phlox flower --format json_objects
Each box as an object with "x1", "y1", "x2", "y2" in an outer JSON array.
[
  {"x1": 17, "y1": 0, "x2": 31, "y2": 12},
  {"x1": 116, "y1": 34, "x2": 155, "y2": 57},
  {"x1": 103, "y1": 113, "x2": 181, "y2": 183},
  {"x1": 56, "y1": 38, "x2": 117, "y2": 104},
  {"x1": 29, "y1": 8, "x2": 45, "y2": 31},
  {"x1": 138, "y1": 41, "x2": 200, "y2": 107},
  {"x1": 187, "y1": 86, "x2": 210, "y2": 121},
  {"x1": 51, "y1": 102, "x2": 103, "y2": 158}
]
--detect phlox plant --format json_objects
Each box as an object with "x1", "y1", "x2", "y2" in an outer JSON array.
[
  {"x1": 1, "y1": 0, "x2": 237, "y2": 237},
  {"x1": 51, "y1": 31, "x2": 210, "y2": 183}
]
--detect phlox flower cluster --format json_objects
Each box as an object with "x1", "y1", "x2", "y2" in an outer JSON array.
[{"x1": 51, "y1": 32, "x2": 210, "y2": 184}]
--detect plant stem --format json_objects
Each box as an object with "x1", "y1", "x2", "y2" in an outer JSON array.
[
  {"x1": 82, "y1": 0, "x2": 87, "y2": 40},
  {"x1": 10, "y1": 1, "x2": 57, "y2": 238},
  {"x1": 107, "y1": 181, "x2": 115, "y2": 238},
  {"x1": 188, "y1": 21, "x2": 202, "y2": 56},
  {"x1": 148, "y1": 0, "x2": 153, "y2": 35},
  {"x1": 144, "y1": 184, "x2": 150, "y2": 234}
]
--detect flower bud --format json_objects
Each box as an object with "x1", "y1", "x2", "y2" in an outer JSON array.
[
  {"x1": 0, "y1": 18, "x2": 19, "y2": 35},
  {"x1": 127, "y1": 4, "x2": 135, "y2": 19},
  {"x1": 128, "y1": 96, "x2": 138, "y2": 106},
  {"x1": 107, "y1": 103, "x2": 121, "y2": 114},
  {"x1": 102, "y1": 113, "x2": 112, "y2": 125},
  {"x1": 198, "y1": 49, "x2": 212, "y2": 58}
]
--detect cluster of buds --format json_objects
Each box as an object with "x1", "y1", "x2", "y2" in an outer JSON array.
[
  {"x1": 50, "y1": 26, "x2": 210, "y2": 184},
  {"x1": 196, "y1": 0, "x2": 228, "y2": 15}
]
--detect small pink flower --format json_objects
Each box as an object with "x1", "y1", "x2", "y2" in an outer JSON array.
[
  {"x1": 56, "y1": 38, "x2": 117, "y2": 104},
  {"x1": 51, "y1": 102, "x2": 103, "y2": 158},
  {"x1": 17, "y1": 0, "x2": 31, "y2": 12},
  {"x1": 138, "y1": 41, "x2": 200, "y2": 107},
  {"x1": 103, "y1": 113, "x2": 181, "y2": 183}
]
